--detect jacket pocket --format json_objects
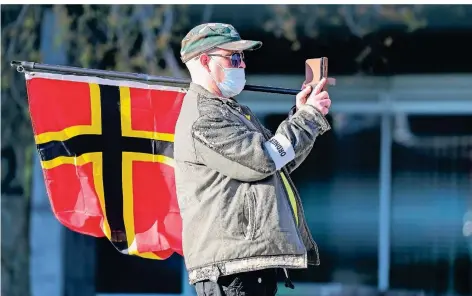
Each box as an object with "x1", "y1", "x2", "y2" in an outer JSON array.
[{"x1": 243, "y1": 190, "x2": 257, "y2": 241}]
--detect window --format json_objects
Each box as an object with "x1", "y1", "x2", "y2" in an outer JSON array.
[
  {"x1": 263, "y1": 113, "x2": 382, "y2": 286},
  {"x1": 390, "y1": 115, "x2": 472, "y2": 295}
]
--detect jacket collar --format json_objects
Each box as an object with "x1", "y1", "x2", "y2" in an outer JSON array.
[{"x1": 188, "y1": 82, "x2": 238, "y2": 105}]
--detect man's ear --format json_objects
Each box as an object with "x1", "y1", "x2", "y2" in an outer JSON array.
[{"x1": 199, "y1": 54, "x2": 210, "y2": 71}]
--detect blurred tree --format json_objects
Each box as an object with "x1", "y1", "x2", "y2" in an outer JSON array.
[
  {"x1": 262, "y1": 4, "x2": 471, "y2": 138},
  {"x1": 263, "y1": 4, "x2": 471, "y2": 71},
  {"x1": 52, "y1": 4, "x2": 194, "y2": 78},
  {"x1": 263, "y1": 5, "x2": 428, "y2": 64},
  {"x1": 1, "y1": 5, "x2": 43, "y2": 296},
  {"x1": 1, "y1": 4, "x2": 212, "y2": 296}
]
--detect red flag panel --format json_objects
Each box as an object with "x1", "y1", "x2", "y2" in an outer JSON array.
[
  {"x1": 130, "y1": 88, "x2": 185, "y2": 133},
  {"x1": 27, "y1": 78, "x2": 93, "y2": 135},
  {"x1": 42, "y1": 158, "x2": 106, "y2": 237},
  {"x1": 131, "y1": 160, "x2": 183, "y2": 256}
]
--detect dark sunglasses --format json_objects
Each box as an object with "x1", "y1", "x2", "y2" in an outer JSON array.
[{"x1": 207, "y1": 52, "x2": 245, "y2": 68}]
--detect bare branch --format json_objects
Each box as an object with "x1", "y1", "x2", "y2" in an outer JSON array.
[
  {"x1": 2, "y1": 5, "x2": 39, "y2": 144},
  {"x1": 163, "y1": 47, "x2": 184, "y2": 78},
  {"x1": 2, "y1": 4, "x2": 30, "y2": 33},
  {"x1": 137, "y1": 5, "x2": 158, "y2": 74},
  {"x1": 115, "y1": 7, "x2": 131, "y2": 62},
  {"x1": 159, "y1": 5, "x2": 184, "y2": 78},
  {"x1": 201, "y1": 5, "x2": 214, "y2": 23},
  {"x1": 340, "y1": 5, "x2": 365, "y2": 38}
]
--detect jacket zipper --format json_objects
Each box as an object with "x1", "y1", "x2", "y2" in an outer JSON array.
[
  {"x1": 242, "y1": 106, "x2": 319, "y2": 259},
  {"x1": 281, "y1": 165, "x2": 320, "y2": 262},
  {"x1": 239, "y1": 107, "x2": 304, "y2": 238}
]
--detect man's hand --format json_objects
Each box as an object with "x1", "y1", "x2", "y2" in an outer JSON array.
[{"x1": 295, "y1": 78, "x2": 331, "y2": 116}]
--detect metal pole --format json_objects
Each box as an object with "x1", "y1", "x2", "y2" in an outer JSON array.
[
  {"x1": 181, "y1": 259, "x2": 194, "y2": 296},
  {"x1": 10, "y1": 60, "x2": 300, "y2": 96},
  {"x1": 30, "y1": 9, "x2": 66, "y2": 296},
  {"x1": 378, "y1": 94, "x2": 392, "y2": 292}
]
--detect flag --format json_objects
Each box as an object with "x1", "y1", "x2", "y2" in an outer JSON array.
[{"x1": 25, "y1": 71, "x2": 186, "y2": 260}]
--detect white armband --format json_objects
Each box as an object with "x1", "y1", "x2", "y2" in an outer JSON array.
[{"x1": 263, "y1": 134, "x2": 295, "y2": 170}]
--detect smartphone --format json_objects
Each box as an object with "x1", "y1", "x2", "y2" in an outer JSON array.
[{"x1": 304, "y1": 57, "x2": 329, "y2": 90}]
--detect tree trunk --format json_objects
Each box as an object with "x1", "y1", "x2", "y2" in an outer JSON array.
[{"x1": 1, "y1": 148, "x2": 31, "y2": 296}]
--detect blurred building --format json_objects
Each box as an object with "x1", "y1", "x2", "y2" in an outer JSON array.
[{"x1": 24, "y1": 5, "x2": 472, "y2": 296}]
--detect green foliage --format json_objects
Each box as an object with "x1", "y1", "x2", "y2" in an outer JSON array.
[
  {"x1": 53, "y1": 5, "x2": 191, "y2": 77},
  {"x1": 1, "y1": 5, "x2": 43, "y2": 188},
  {"x1": 262, "y1": 4, "x2": 470, "y2": 73},
  {"x1": 263, "y1": 4, "x2": 432, "y2": 51},
  {"x1": 263, "y1": 4, "x2": 472, "y2": 50}
]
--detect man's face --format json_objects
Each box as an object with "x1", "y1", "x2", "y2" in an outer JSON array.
[{"x1": 199, "y1": 48, "x2": 246, "y2": 84}]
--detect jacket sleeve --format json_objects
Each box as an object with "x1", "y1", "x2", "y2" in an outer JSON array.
[
  {"x1": 284, "y1": 105, "x2": 326, "y2": 174},
  {"x1": 260, "y1": 105, "x2": 328, "y2": 174},
  {"x1": 191, "y1": 104, "x2": 331, "y2": 182}
]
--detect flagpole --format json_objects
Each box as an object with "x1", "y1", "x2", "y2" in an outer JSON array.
[{"x1": 11, "y1": 60, "x2": 300, "y2": 96}]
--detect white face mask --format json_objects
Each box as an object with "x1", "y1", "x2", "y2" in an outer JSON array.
[{"x1": 210, "y1": 58, "x2": 246, "y2": 98}]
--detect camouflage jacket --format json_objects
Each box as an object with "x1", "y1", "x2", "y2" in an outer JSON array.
[{"x1": 174, "y1": 83, "x2": 331, "y2": 284}]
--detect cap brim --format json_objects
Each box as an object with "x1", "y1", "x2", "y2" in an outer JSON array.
[{"x1": 216, "y1": 40, "x2": 262, "y2": 52}]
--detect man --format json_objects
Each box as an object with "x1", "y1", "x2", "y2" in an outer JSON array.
[{"x1": 174, "y1": 23, "x2": 332, "y2": 296}]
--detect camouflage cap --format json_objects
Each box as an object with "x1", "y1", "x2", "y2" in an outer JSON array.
[{"x1": 180, "y1": 23, "x2": 262, "y2": 63}]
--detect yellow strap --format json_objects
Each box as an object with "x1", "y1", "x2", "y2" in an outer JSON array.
[
  {"x1": 280, "y1": 171, "x2": 298, "y2": 226},
  {"x1": 243, "y1": 111, "x2": 297, "y2": 225}
]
